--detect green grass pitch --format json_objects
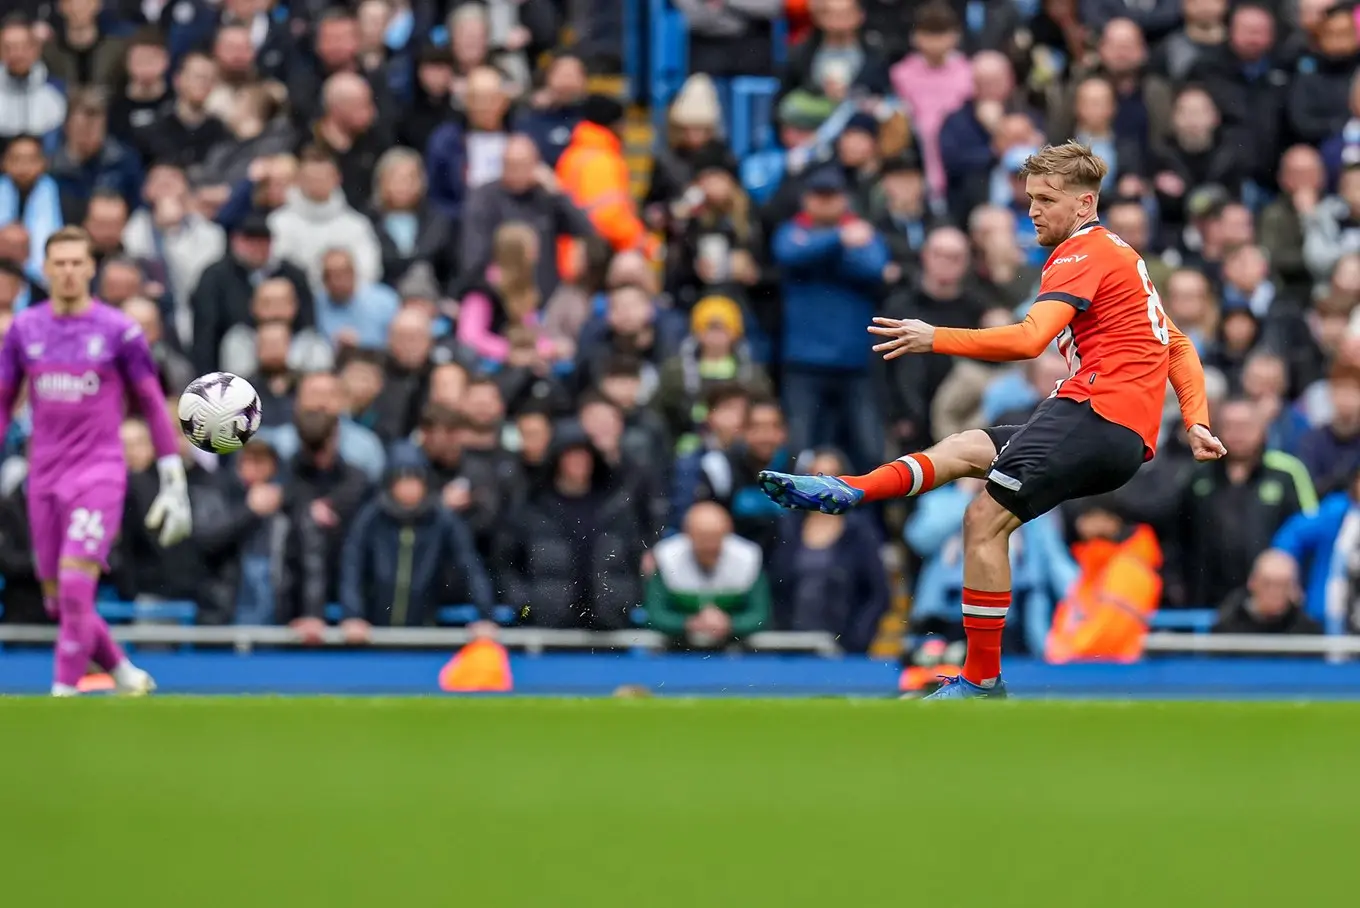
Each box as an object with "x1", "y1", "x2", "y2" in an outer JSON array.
[{"x1": 1, "y1": 698, "x2": 1355, "y2": 907}]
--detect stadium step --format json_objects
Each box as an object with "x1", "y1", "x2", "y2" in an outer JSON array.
[{"x1": 584, "y1": 72, "x2": 653, "y2": 201}]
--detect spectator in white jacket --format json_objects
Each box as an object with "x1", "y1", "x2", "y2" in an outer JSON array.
[
  {"x1": 0, "y1": 16, "x2": 66, "y2": 144},
  {"x1": 267, "y1": 144, "x2": 382, "y2": 290},
  {"x1": 122, "y1": 162, "x2": 226, "y2": 347},
  {"x1": 1303, "y1": 163, "x2": 1360, "y2": 287}
]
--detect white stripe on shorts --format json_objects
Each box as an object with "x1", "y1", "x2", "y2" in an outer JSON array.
[{"x1": 987, "y1": 469, "x2": 1022, "y2": 491}]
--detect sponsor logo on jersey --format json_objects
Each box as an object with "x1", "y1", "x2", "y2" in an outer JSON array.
[
  {"x1": 33, "y1": 371, "x2": 101, "y2": 402},
  {"x1": 1046, "y1": 254, "x2": 1088, "y2": 269}
]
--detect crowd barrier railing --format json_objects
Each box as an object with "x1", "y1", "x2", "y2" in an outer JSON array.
[{"x1": 0, "y1": 624, "x2": 843, "y2": 657}]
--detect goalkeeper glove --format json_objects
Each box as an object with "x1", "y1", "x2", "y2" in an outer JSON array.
[{"x1": 145, "y1": 455, "x2": 193, "y2": 548}]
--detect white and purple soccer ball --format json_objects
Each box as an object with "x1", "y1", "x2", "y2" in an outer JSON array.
[{"x1": 178, "y1": 372, "x2": 263, "y2": 454}]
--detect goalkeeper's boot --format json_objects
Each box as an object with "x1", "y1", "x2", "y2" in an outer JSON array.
[
  {"x1": 758, "y1": 471, "x2": 863, "y2": 515},
  {"x1": 114, "y1": 664, "x2": 157, "y2": 697},
  {"x1": 922, "y1": 675, "x2": 1009, "y2": 701}
]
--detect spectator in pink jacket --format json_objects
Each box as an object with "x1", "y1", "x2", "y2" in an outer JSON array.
[
  {"x1": 456, "y1": 221, "x2": 573, "y2": 366},
  {"x1": 889, "y1": 2, "x2": 974, "y2": 201}
]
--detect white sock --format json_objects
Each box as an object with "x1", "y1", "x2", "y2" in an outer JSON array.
[
  {"x1": 111, "y1": 660, "x2": 142, "y2": 686},
  {"x1": 51, "y1": 683, "x2": 80, "y2": 697}
]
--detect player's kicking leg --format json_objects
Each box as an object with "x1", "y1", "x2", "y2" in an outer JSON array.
[
  {"x1": 49, "y1": 490, "x2": 155, "y2": 697},
  {"x1": 924, "y1": 399, "x2": 1146, "y2": 700},
  {"x1": 758, "y1": 428, "x2": 1001, "y2": 514}
]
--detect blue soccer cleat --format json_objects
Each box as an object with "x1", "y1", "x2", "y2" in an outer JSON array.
[
  {"x1": 758, "y1": 471, "x2": 864, "y2": 515},
  {"x1": 922, "y1": 675, "x2": 1009, "y2": 700}
]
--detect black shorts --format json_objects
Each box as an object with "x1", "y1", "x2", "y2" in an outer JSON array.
[{"x1": 981, "y1": 397, "x2": 1146, "y2": 523}]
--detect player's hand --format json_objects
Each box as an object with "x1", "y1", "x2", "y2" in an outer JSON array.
[
  {"x1": 1188, "y1": 425, "x2": 1227, "y2": 462},
  {"x1": 340, "y1": 618, "x2": 372, "y2": 645},
  {"x1": 868, "y1": 317, "x2": 935, "y2": 359},
  {"x1": 145, "y1": 456, "x2": 193, "y2": 548}
]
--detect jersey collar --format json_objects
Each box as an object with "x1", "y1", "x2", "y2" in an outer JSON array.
[{"x1": 1071, "y1": 219, "x2": 1102, "y2": 238}]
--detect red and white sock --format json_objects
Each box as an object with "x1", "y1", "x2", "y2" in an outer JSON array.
[
  {"x1": 961, "y1": 587, "x2": 1010, "y2": 687},
  {"x1": 838, "y1": 454, "x2": 937, "y2": 502}
]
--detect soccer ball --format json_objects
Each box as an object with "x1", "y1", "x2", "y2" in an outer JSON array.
[{"x1": 178, "y1": 372, "x2": 263, "y2": 454}]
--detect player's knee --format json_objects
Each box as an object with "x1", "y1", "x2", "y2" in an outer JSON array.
[
  {"x1": 57, "y1": 557, "x2": 101, "y2": 580},
  {"x1": 945, "y1": 429, "x2": 997, "y2": 476},
  {"x1": 963, "y1": 492, "x2": 1012, "y2": 544}
]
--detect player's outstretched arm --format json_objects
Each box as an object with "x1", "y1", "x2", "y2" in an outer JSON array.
[
  {"x1": 118, "y1": 324, "x2": 194, "y2": 546},
  {"x1": 1165, "y1": 317, "x2": 1226, "y2": 461},
  {"x1": 869, "y1": 300, "x2": 1075, "y2": 363}
]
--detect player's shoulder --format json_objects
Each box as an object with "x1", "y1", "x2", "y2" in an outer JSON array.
[
  {"x1": 93, "y1": 301, "x2": 145, "y2": 344},
  {"x1": 11, "y1": 302, "x2": 50, "y2": 328}
]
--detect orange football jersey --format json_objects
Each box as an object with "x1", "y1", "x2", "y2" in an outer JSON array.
[{"x1": 1037, "y1": 222, "x2": 1173, "y2": 454}]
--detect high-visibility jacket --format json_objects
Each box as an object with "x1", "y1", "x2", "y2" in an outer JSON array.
[
  {"x1": 1045, "y1": 525, "x2": 1163, "y2": 664},
  {"x1": 555, "y1": 121, "x2": 657, "y2": 278}
]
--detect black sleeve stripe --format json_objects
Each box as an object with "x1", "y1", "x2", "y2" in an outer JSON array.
[{"x1": 1036, "y1": 291, "x2": 1091, "y2": 312}]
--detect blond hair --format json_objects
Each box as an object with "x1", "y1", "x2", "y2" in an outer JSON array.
[
  {"x1": 491, "y1": 222, "x2": 541, "y2": 320},
  {"x1": 1017, "y1": 141, "x2": 1109, "y2": 194}
]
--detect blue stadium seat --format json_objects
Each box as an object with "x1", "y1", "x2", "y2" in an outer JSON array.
[
  {"x1": 96, "y1": 600, "x2": 198, "y2": 625},
  {"x1": 648, "y1": 0, "x2": 688, "y2": 131},
  {"x1": 1148, "y1": 610, "x2": 1217, "y2": 633},
  {"x1": 316, "y1": 605, "x2": 518, "y2": 627},
  {"x1": 623, "y1": 0, "x2": 642, "y2": 102},
  {"x1": 728, "y1": 76, "x2": 780, "y2": 159}
]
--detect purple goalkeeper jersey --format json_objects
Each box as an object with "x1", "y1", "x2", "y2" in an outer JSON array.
[{"x1": 0, "y1": 301, "x2": 172, "y2": 492}]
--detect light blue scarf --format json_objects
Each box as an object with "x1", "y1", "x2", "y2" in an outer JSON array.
[{"x1": 0, "y1": 174, "x2": 63, "y2": 278}]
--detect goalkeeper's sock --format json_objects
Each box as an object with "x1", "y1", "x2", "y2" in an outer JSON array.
[
  {"x1": 53, "y1": 570, "x2": 102, "y2": 688},
  {"x1": 839, "y1": 453, "x2": 937, "y2": 502},
  {"x1": 90, "y1": 616, "x2": 127, "y2": 673}
]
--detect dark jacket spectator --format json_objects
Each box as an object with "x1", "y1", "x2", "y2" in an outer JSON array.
[
  {"x1": 41, "y1": 12, "x2": 127, "y2": 90},
  {"x1": 770, "y1": 509, "x2": 889, "y2": 652},
  {"x1": 511, "y1": 52, "x2": 589, "y2": 167},
  {"x1": 458, "y1": 135, "x2": 595, "y2": 297},
  {"x1": 1286, "y1": 31, "x2": 1360, "y2": 148},
  {"x1": 1186, "y1": 9, "x2": 1291, "y2": 183},
  {"x1": 493, "y1": 426, "x2": 646, "y2": 630},
  {"x1": 0, "y1": 479, "x2": 47, "y2": 624},
  {"x1": 1169, "y1": 399, "x2": 1317, "y2": 607},
  {"x1": 1212, "y1": 550, "x2": 1321, "y2": 635},
  {"x1": 778, "y1": 12, "x2": 893, "y2": 103},
  {"x1": 339, "y1": 460, "x2": 494, "y2": 626},
  {"x1": 189, "y1": 219, "x2": 314, "y2": 374},
  {"x1": 390, "y1": 403, "x2": 523, "y2": 559},
  {"x1": 424, "y1": 66, "x2": 511, "y2": 221}
]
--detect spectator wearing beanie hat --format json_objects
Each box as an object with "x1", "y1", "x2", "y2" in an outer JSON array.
[
  {"x1": 655, "y1": 294, "x2": 773, "y2": 441},
  {"x1": 646, "y1": 75, "x2": 736, "y2": 215}
]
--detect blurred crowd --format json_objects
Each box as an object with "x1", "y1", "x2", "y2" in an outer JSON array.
[{"x1": 0, "y1": 0, "x2": 1359, "y2": 656}]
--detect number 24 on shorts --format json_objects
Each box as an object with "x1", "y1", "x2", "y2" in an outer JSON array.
[{"x1": 67, "y1": 507, "x2": 106, "y2": 553}]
